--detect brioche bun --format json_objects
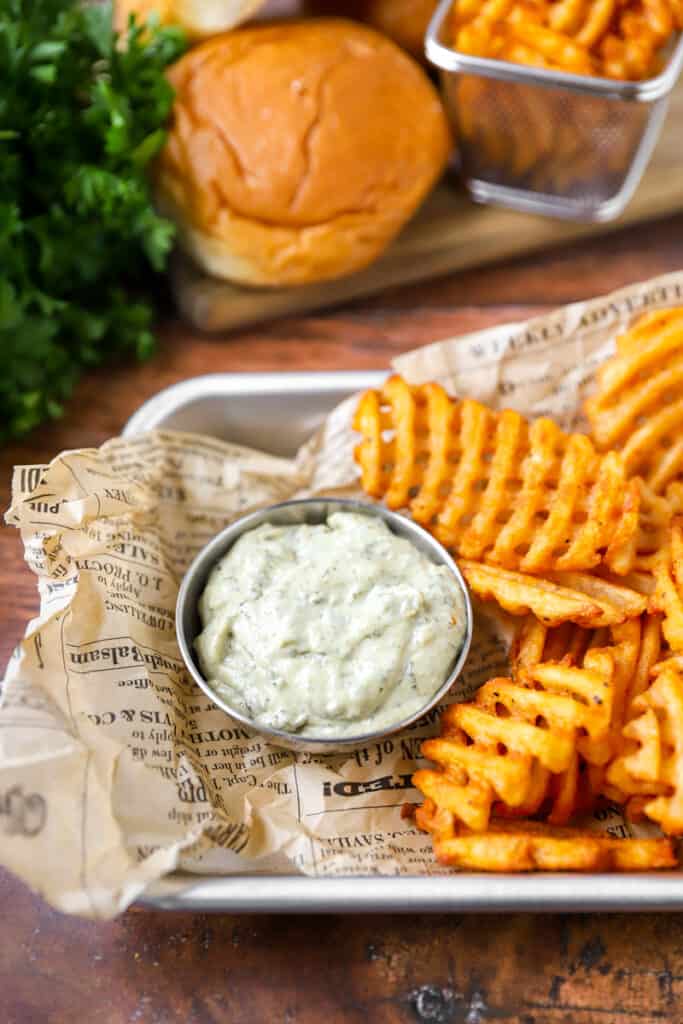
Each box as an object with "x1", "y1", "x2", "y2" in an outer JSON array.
[
  {"x1": 114, "y1": 0, "x2": 267, "y2": 40},
  {"x1": 154, "y1": 19, "x2": 451, "y2": 287},
  {"x1": 304, "y1": 0, "x2": 438, "y2": 59}
]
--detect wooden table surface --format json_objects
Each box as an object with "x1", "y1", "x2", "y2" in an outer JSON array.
[{"x1": 3, "y1": 216, "x2": 683, "y2": 1024}]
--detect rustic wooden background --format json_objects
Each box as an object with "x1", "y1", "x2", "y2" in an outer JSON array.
[{"x1": 3, "y1": 215, "x2": 683, "y2": 1023}]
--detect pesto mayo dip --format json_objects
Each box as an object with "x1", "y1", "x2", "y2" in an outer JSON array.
[{"x1": 194, "y1": 511, "x2": 466, "y2": 739}]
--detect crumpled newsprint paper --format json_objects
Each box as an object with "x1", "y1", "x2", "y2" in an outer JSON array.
[{"x1": 3, "y1": 270, "x2": 682, "y2": 917}]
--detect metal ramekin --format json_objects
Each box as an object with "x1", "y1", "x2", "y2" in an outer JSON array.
[{"x1": 175, "y1": 497, "x2": 472, "y2": 753}]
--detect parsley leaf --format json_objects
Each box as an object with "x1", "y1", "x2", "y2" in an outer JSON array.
[{"x1": 0, "y1": 0, "x2": 186, "y2": 444}]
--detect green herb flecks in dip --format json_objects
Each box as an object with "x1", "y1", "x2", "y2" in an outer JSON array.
[{"x1": 195, "y1": 512, "x2": 466, "y2": 738}]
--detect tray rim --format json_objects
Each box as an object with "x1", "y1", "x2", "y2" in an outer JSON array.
[
  {"x1": 137, "y1": 872, "x2": 683, "y2": 913},
  {"x1": 122, "y1": 371, "x2": 387, "y2": 439},
  {"x1": 125, "y1": 370, "x2": 682, "y2": 913}
]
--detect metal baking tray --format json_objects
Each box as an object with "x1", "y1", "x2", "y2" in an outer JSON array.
[{"x1": 125, "y1": 372, "x2": 683, "y2": 912}]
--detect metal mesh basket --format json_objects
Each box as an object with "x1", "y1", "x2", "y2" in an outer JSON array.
[{"x1": 427, "y1": 0, "x2": 683, "y2": 221}]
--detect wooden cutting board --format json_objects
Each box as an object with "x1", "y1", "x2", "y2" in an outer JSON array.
[{"x1": 172, "y1": 80, "x2": 683, "y2": 332}]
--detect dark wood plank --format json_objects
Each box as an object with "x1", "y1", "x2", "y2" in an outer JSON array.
[
  {"x1": 3, "y1": 217, "x2": 683, "y2": 1023},
  {"x1": 2, "y1": 865, "x2": 683, "y2": 1023}
]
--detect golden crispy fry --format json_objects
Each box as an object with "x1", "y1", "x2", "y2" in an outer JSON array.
[
  {"x1": 529, "y1": 651, "x2": 613, "y2": 758},
  {"x1": 546, "y1": 0, "x2": 618, "y2": 45},
  {"x1": 667, "y1": 481, "x2": 683, "y2": 515},
  {"x1": 575, "y1": 0, "x2": 616, "y2": 47},
  {"x1": 437, "y1": 827, "x2": 677, "y2": 870},
  {"x1": 510, "y1": 615, "x2": 553, "y2": 673},
  {"x1": 514, "y1": 614, "x2": 660, "y2": 735},
  {"x1": 652, "y1": 654, "x2": 683, "y2": 676},
  {"x1": 420, "y1": 703, "x2": 538, "y2": 822},
  {"x1": 354, "y1": 376, "x2": 639, "y2": 574},
  {"x1": 414, "y1": 803, "x2": 676, "y2": 871},
  {"x1": 586, "y1": 309, "x2": 683, "y2": 489},
  {"x1": 628, "y1": 614, "x2": 663, "y2": 705},
  {"x1": 460, "y1": 559, "x2": 646, "y2": 628},
  {"x1": 412, "y1": 759, "x2": 498, "y2": 832},
  {"x1": 599, "y1": 567, "x2": 656, "y2": 598},
  {"x1": 606, "y1": 707, "x2": 664, "y2": 799},
  {"x1": 546, "y1": 752, "x2": 582, "y2": 825},
  {"x1": 587, "y1": 319, "x2": 683, "y2": 586},
  {"x1": 450, "y1": 0, "x2": 680, "y2": 80},
  {"x1": 606, "y1": 665, "x2": 683, "y2": 834},
  {"x1": 461, "y1": 560, "x2": 601, "y2": 626},
  {"x1": 600, "y1": 30, "x2": 660, "y2": 78},
  {"x1": 414, "y1": 686, "x2": 568, "y2": 832},
  {"x1": 511, "y1": 615, "x2": 589, "y2": 676},
  {"x1": 414, "y1": 641, "x2": 622, "y2": 834},
  {"x1": 494, "y1": 759, "x2": 553, "y2": 819},
  {"x1": 547, "y1": 571, "x2": 648, "y2": 622},
  {"x1": 652, "y1": 517, "x2": 683, "y2": 654},
  {"x1": 616, "y1": 481, "x2": 673, "y2": 575},
  {"x1": 507, "y1": 615, "x2": 661, "y2": 817},
  {"x1": 507, "y1": 18, "x2": 598, "y2": 72},
  {"x1": 549, "y1": 0, "x2": 591, "y2": 33},
  {"x1": 483, "y1": 661, "x2": 613, "y2": 750}
]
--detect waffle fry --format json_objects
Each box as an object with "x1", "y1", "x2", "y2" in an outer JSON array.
[
  {"x1": 413, "y1": 688, "x2": 566, "y2": 832},
  {"x1": 586, "y1": 308, "x2": 683, "y2": 493},
  {"x1": 606, "y1": 664, "x2": 683, "y2": 833},
  {"x1": 413, "y1": 804, "x2": 676, "y2": 871},
  {"x1": 652, "y1": 517, "x2": 683, "y2": 654},
  {"x1": 513, "y1": 614, "x2": 661, "y2": 731},
  {"x1": 358, "y1": 358, "x2": 683, "y2": 871},
  {"x1": 460, "y1": 560, "x2": 647, "y2": 627},
  {"x1": 413, "y1": 641, "x2": 620, "y2": 835},
  {"x1": 450, "y1": 614, "x2": 661, "y2": 829},
  {"x1": 450, "y1": 0, "x2": 681, "y2": 80},
  {"x1": 652, "y1": 653, "x2": 683, "y2": 675},
  {"x1": 511, "y1": 615, "x2": 590, "y2": 675},
  {"x1": 353, "y1": 376, "x2": 639, "y2": 574},
  {"x1": 613, "y1": 480, "x2": 672, "y2": 574}
]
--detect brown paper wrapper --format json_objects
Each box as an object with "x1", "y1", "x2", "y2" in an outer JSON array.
[{"x1": 3, "y1": 270, "x2": 682, "y2": 917}]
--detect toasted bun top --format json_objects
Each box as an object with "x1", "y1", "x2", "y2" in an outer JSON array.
[{"x1": 158, "y1": 19, "x2": 451, "y2": 238}]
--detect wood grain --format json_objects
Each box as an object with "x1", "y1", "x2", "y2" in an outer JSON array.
[
  {"x1": 4, "y1": 866, "x2": 683, "y2": 1023},
  {"x1": 3, "y1": 217, "x2": 683, "y2": 1023},
  {"x1": 172, "y1": 83, "x2": 683, "y2": 332}
]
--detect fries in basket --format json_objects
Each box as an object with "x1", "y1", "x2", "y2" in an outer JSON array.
[
  {"x1": 353, "y1": 309, "x2": 683, "y2": 872},
  {"x1": 446, "y1": 0, "x2": 681, "y2": 197},
  {"x1": 450, "y1": 0, "x2": 683, "y2": 80}
]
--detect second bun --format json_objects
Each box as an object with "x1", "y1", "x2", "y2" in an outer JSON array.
[
  {"x1": 114, "y1": 0, "x2": 268, "y2": 39},
  {"x1": 305, "y1": 0, "x2": 438, "y2": 59},
  {"x1": 155, "y1": 19, "x2": 451, "y2": 287}
]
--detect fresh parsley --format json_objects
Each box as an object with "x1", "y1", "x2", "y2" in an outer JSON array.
[{"x1": 0, "y1": 0, "x2": 186, "y2": 443}]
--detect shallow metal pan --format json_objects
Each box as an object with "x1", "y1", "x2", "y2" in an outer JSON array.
[{"x1": 125, "y1": 372, "x2": 683, "y2": 912}]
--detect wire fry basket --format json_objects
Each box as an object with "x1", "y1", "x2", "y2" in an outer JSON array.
[{"x1": 426, "y1": 0, "x2": 683, "y2": 221}]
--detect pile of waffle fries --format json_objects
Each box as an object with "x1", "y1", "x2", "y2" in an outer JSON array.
[
  {"x1": 451, "y1": 0, "x2": 683, "y2": 79},
  {"x1": 353, "y1": 307, "x2": 683, "y2": 871}
]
